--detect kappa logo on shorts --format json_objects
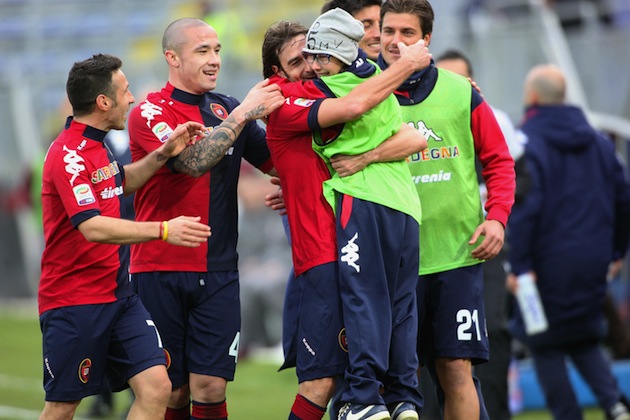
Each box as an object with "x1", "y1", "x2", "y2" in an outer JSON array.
[
  {"x1": 341, "y1": 232, "x2": 360, "y2": 273},
  {"x1": 210, "y1": 103, "x2": 228, "y2": 120},
  {"x1": 338, "y1": 328, "x2": 348, "y2": 352},
  {"x1": 78, "y1": 358, "x2": 92, "y2": 384}
]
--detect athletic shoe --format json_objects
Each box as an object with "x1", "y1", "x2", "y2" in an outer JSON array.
[
  {"x1": 389, "y1": 402, "x2": 419, "y2": 420},
  {"x1": 337, "y1": 403, "x2": 391, "y2": 420},
  {"x1": 607, "y1": 401, "x2": 630, "y2": 420}
]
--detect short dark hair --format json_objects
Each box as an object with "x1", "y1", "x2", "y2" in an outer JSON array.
[
  {"x1": 261, "y1": 21, "x2": 308, "y2": 79},
  {"x1": 321, "y1": 0, "x2": 382, "y2": 15},
  {"x1": 381, "y1": 0, "x2": 434, "y2": 37},
  {"x1": 66, "y1": 53, "x2": 122, "y2": 117},
  {"x1": 436, "y1": 49, "x2": 474, "y2": 77}
]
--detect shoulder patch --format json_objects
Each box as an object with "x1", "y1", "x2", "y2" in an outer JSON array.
[
  {"x1": 73, "y1": 183, "x2": 96, "y2": 206},
  {"x1": 293, "y1": 98, "x2": 316, "y2": 107},
  {"x1": 152, "y1": 122, "x2": 174, "y2": 142}
]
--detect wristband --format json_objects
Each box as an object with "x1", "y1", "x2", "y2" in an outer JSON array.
[{"x1": 160, "y1": 221, "x2": 169, "y2": 241}]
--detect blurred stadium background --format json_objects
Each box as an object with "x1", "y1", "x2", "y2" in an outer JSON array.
[{"x1": 0, "y1": 0, "x2": 629, "y2": 418}]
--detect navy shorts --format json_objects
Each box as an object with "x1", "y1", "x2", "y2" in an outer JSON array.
[
  {"x1": 280, "y1": 262, "x2": 347, "y2": 383},
  {"x1": 417, "y1": 264, "x2": 489, "y2": 365},
  {"x1": 40, "y1": 295, "x2": 166, "y2": 402},
  {"x1": 132, "y1": 271, "x2": 240, "y2": 388}
]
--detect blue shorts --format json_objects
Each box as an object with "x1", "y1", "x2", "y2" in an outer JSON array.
[
  {"x1": 132, "y1": 271, "x2": 240, "y2": 388},
  {"x1": 417, "y1": 264, "x2": 489, "y2": 364},
  {"x1": 280, "y1": 262, "x2": 347, "y2": 383},
  {"x1": 40, "y1": 295, "x2": 166, "y2": 402}
]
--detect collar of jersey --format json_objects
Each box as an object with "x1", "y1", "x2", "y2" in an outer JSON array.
[
  {"x1": 169, "y1": 85, "x2": 206, "y2": 105},
  {"x1": 65, "y1": 116, "x2": 107, "y2": 142}
]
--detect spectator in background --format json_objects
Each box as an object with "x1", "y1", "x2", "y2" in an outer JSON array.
[
  {"x1": 507, "y1": 64, "x2": 630, "y2": 420},
  {"x1": 436, "y1": 48, "x2": 529, "y2": 420},
  {"x1": 127, "y1": 17, "x2": 284, "y2": 420},
  {"x1": 38, "y1": 53, "x2": 211, "y2": 420}
]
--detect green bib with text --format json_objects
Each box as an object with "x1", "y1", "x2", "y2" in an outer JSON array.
[{"x1": 400, "y1": 69, "x2": 484, "y2": 275}]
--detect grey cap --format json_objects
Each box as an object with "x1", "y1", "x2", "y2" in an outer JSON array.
[{"x1": 303, "y1": 8, "x2": 364, "y2": 66}]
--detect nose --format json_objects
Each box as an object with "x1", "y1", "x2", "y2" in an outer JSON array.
[
  {"x1": 208, "y1": 51, "x2": 220, "y2": 66},
  {"x1": 391, "y1": 31, "x2": 402, "y2": 45},
  {"x1": 368, "y1": 24, "x2": 380, "y2": 39}
]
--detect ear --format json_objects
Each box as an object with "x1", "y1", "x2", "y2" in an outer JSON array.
[
  {"x1": 424, "y1": 33, "x2": 432, "y2": 47},
  {"x1": 271, "y1": 64, "x2": 282, "y2": 76},
  {"x1": 165, "y1": 50, "x2": 179, "y2": 67},
  {"x1": 95, "y1": 94, "x2": 109, "y2": 112}
]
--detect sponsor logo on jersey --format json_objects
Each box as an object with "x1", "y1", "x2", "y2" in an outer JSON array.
[
  {"x1": 91, "y1": 162, "x2": 121, "y2": 183},
  {"x1": 78, "y1": 358, "x2": 92, "y2": 384},
  {"x1": 338, "y1": 328, "x2": 348, "y2": 352},
  {"x1": 407, "y1": 120, "x2": 461, "y2": 163},
  {"x1": 341, "y1": 232, "x2": 360, "y2": 273},
  {"x1": 63, "y1": 145, "x2": 86, "y2": 186},
  {"x1": 293, "y1": 98, "x2": 316, "y2": 107},
  {"x1": 412, "y1": 170, "x2": 453, "y2": 184},
  {"x1": 210, "y1": 103, "x2": 228, "y2": 120},
  {"x1": 139, "y1": 101, "x2": 163, "y2": 128},
  {"x1": 100, "y1": 185, "x2": 124, "y2": 199},
  {"x1": 415, "y1": 120, "x2": 443, "y2": 142},
  {"x1": 73, "y1": 183, "x2": 96, "y2": 206},
  {"x1": 151, "y1": 122, "x2": 173, "y2": 142}
]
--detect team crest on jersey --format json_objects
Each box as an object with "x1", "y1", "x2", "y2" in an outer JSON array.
[
  {"x1": 78, "y1": 358, "x2": 92, "y2": 384},
  {"x1": 210, "y1": 103, "x2": 228, "y2": 120},
  {"x1": 164, "y1": 349, "x2": 172, "y2": 369},
  {"x1": 73, "y1": 183, "x2": 96, "y2": 206},
  {"x1": 152, "y1": 122, "x2": 173, "y2": 143},
  {"x1": 293, "y1": 98, "x2": 316, "y2": 107},
  {"x1": 338, "y1": 328, "x2": 348, "y2": 352}
]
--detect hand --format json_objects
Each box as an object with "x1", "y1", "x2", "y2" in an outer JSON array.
[
  {"x1": 469, "y1": 219, "x2": 504, "y2": 260},
  {"x1": 506, "y1": 271, "x2": 537, "y2": 294},
  {"x1": 164, "y1": 215, "x2": 211, "y2": 247},
  {"x1": 160, "y1": 121, "x2": 206, "y2": 157},
  {"x1": 233, "y1": 79, "x2": 285, "y2": 124},
  {"x1": 264, "y1": 176, "x2": 287, "y2": 215},
  {"x1": 398, "y1": 39, "x2": 432, "y2": 72},
  {"x1": 467, "y1": 77, "x2": 483, "y2": 96},
  {"x1": 330, "y1": 153, "x2": 369, "y2": 177},
  {"x1": 608, "y1": 259, "x2": 624, "y2": 281}
]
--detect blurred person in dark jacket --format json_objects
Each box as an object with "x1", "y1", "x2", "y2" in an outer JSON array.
[{"x1": 507, "y1": 64, "x2": 630, "y2": 420}]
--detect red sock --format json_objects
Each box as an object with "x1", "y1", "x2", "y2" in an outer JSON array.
[
  {"x1": 165, "y1": 403, "x2": 190, "y2": 420},
  {"x1": 191, "y1": 400, "x2": 228, "y2": 419},
  {"x1": 289, "y1": 394, "x2": 326, "y2": 420}
]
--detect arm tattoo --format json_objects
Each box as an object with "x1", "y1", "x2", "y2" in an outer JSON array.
[
  {"x1": 173, "y1": 114, "x2": 243, "y2": 177},
  {"x1": 244, "y1": 105, "x2": 266, "y2": 121}
]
